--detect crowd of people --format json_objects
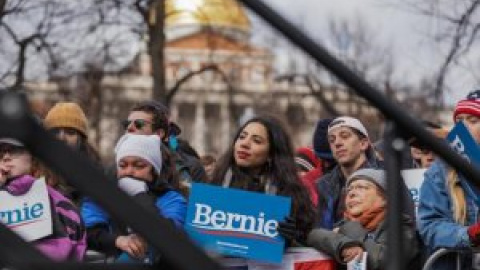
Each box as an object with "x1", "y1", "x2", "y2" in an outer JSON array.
[{"x1": 2, "y1": 90, "x2": 480, "y2": 269}]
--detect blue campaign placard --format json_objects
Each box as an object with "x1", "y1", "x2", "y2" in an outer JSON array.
[
  {"x1": 184, "y1": 183, "x2": 291, "y2": 264},
  {"x1": 447, "y1": 121, "x2": 480, "y2": 166}
]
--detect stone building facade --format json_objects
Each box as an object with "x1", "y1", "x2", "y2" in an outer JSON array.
[{"x1": 25, "y1": 0, "x2": 447, "y2": 160}]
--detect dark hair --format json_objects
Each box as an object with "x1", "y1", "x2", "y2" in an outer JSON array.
[
  {"x1": 177, "y1": 138, "x2": 200, "y2": 159},
  {"x1": 36, "y1": 132, "x2": 102, "y2": 204},
  {"x1": 149, "y1": 144, "x2": 180, "y2": 193},
  {"x1": 130, "y1": 102, "x2": 169, "y2": 133},
  {"x1": 350, "y1": 128, "x2": 368, "y2": 141},
  {"x1": 200, "y1": 155, "x2": 216, "y2": 166},
  {"x1": 76, "y1": 135, "x2": 102, "y2": 163},
  {"x1": 212, "y1": 115, "x2": 315, "y2": 239}
]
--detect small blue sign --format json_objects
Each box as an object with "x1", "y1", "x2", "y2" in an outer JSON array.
[
  {"x1": 185, "y1": 183, "x2": 291, "y2": 264},
  {"x1": 447, "y1": 121, "x2": 480, "y2": 166},
  {"x1": 447, "y1": 121, "x2": 480, "y2": 204}
]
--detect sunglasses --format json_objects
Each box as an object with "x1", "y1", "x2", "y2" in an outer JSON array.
[{"x1": 121, "y1": 119, "x2": 153, "y2": 130}]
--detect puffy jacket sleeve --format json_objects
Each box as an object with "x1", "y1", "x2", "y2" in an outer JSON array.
[
  {"x1": 307, "y1": 228, "x2": 361, "y2": 263},
  {"x1": 81, "y1": 197, "x2": 109, "y2": 227},
  {"x1": 417, "y1": 162, "x2": 471, "y2": 250},
  {"x1": 80, "y1": 198, "x2": 119, "y2": 255},
  {"x1": 155, "y1": 190, "x2": 187, "y2": 227}
]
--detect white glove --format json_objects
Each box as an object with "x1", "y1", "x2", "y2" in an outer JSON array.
[{"x1": 118, "y1": 177, "x2": 148, "y2": 196}]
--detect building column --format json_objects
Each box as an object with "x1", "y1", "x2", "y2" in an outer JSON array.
[
  {"x1": 193, "y1": 99, "x2": 206, "y2": 155},
  {"x1": 170, "y1": 103, "x2": 179, "y2": 123},
  {"x1": 220, "y1": 99, "x2": 231, "y2": 155}
]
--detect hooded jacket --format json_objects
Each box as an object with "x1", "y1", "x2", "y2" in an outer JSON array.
[{"x1": 3, "y1": 175, "x2": 86, "y2": 261}]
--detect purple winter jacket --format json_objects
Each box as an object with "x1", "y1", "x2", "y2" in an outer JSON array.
[{"x1": 4, "y1": 175, "x2": 86, "y2": 261}]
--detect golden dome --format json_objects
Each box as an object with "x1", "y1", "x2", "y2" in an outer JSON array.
[{"x1": 165, "y1": 0, "x2": 251, "y2": 34}]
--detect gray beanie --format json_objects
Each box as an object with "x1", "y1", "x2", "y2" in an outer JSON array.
[
  {"x1": 115, "y1": 134, "x2": 162, "y2": 175},
  {"x1": 347, "y1": 168, "x2": 386, "y2": 192}
]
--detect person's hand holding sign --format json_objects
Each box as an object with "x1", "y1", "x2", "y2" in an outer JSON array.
[
  {"x1": 341, "y1": 245, "x2": 364, "y2": 263},
  {"x1": 115, "y1": 234, "x2": 148, "y2": 259},
  {"x1": 0, "y1": 163, "x2": 10, "y2": 187},
  {"x1": 278, "y1": 216, "x2": 305, "y2": 246}
]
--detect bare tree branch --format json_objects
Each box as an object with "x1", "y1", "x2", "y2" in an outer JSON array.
[
  {"x1": 306, "y1": 76, "x2": 340, "y2": 117},
  {"x1": 166, "y1": 65, "x2": 219, "y2": 105},
  {"x1": 433, "y1": 0, "x2": 480, "y2": 107}
]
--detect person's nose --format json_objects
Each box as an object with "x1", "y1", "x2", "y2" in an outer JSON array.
[
  {"x1": 125, "y1": 166, "x2": 136, "y2": 176},
  {"x1": 348, "y1": 189, "x2": 359, "y2": 198},
  {"x1": 1, "y1": 153, "x2": 11, "y2": 162},
  {"x1": 331, "y1": 138, "x2": 342, "y2": 148},
  {"x1": 239, "y1": 138, "x2": 251, "y2": 149},
  {"x1": 56, "y1": 129, "x2": 66, "y2": 140},
  {"x1": 126, "y1": 122, "x2": 136, "y2": 133}
]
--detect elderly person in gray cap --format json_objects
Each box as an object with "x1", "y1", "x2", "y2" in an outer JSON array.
[{"x1": 307, "y1": 168, "x2": 419, "y2": 270}]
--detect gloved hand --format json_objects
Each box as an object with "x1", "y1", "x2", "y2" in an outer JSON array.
[
  {"x1": 277, "y1": 217, "x2": 304, "y2": 246},
  {"x1": 118, "y1": 177, "x2": 148, "y2": 196},
  {"x1": 468, "y1": 222, "x2": 480, "y2": 246}
]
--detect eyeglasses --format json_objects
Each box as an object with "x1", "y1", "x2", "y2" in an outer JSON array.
[
  {"x1": 346, "y1": 183, "x2": 375, "y2": 193},
  {"x1": 121, "y1": 119, "x2": 153, "y2": 130}
]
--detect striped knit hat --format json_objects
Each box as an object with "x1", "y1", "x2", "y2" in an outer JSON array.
[
  {"x1": 454, "y1": 90, "x2": 480, "y2": 121},
  {"x1": 295, "y1": 147, "x2": 321, "y2": 172}
]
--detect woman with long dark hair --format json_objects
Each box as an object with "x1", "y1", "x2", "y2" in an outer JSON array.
[{"x1": 211, "y1": 115, "x2": 315, "y2": 244}]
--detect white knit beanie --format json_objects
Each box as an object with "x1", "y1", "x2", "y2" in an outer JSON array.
[{"x1": 115, "y1": 134, "x2": 162, "y2": 175}]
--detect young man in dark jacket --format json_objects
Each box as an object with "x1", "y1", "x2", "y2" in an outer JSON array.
[
  {"x1": 316, "y1": 116, "x2": 414, "y2": 229},
  {"x1": 122, "y1": 100, "x2": 207, "y2": 184}
]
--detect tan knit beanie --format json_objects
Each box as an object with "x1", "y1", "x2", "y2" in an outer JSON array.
[{"x1": 44, "y1": 102, "x2": 88, "y2": 137}]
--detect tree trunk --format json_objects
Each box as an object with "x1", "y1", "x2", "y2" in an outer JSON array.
[
  {"x1": 0, "y1": 0, "x2": 6, "y2": 18},
  {"x1": 148, "y1": 0, "x2": 166, "y2": 104}
]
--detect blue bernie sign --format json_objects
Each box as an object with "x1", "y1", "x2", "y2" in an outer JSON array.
[
  {"x1": 184, "y1": 183, "x2": 291, "y2": 264},
  {"x1": 447, "y1": 121, "x2": 480, "y2": 204},
  {"x1": 447, "y1": 121, "x2": 480, "y2": 166}
]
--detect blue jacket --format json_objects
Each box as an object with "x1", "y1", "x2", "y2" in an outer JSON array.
[
  {"x1": 82, "y1": 190, "x2": 187, "y2": 228},
  {"x1": 81, "y1": 190, "x2": 186, "y2": 263},
  {"x1": 418, "y1": 160, "x2": 478, "y2": 270}
]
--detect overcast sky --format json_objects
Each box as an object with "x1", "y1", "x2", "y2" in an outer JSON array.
[{"x1": 247, "y1": 0, "x2": 474, "y2": 104}]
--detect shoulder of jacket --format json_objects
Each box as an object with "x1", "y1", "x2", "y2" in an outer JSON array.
[
  {"x1": 424, "y1": 160, "x2": 448, "y2": 182},
  {"x1": 319, "y1": 167, "x2": 341, "y2": 183},
  {"x1": 156, "y1": 190, "x2": 185, "y2": 202}
]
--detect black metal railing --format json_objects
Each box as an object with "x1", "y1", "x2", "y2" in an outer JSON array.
[
  {"x1": 237, "y1": 1, "x2": 480, "y2": 270},
  {"x1": 0, "y1": 92, "x2": 222, "y2": 270}
]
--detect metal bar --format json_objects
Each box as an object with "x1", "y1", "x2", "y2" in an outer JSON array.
[
  {"x1": 0, "y1": 93, "x2": 220, "y2": 270},
  {"x1": 238, "y1": 0, "x2": 480, "y2": 189},
  {"x1": 0, "y1": 223, "x2": 52, "y2": 270},
  {"x1": 23, "y1": 263, "x2": 156, "y2": 270},
  {"x1": 421, "y1": 248, "x2": 450, "y2": 270},
  {"x1": 384, "y1": 122, "x2": 405, "y2": 270}
]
